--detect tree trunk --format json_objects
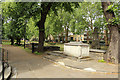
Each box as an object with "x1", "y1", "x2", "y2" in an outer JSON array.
[
  {"x1": 104, "y1": 29, "x2": 109, "y2": 46},
  {"x1": 49, "y1": 35, "x2": 51, "y2": 42},
  {"x1": 87, "y1": 31, "x2": 89, "y2": 44},
  {"x1": 18, "y1": 39, "x2": 21, "y2": 45},
  {"x1": 104, "y1": 25, "x2": 119, "y2": 63},
  {"x1": 16, "y1": 38, "x2": 19, "y2": 45},
  {"x1": 65, "y1": 27, "x2": 68, "y2": 43},
  {"x1": 38, "y1": 24, "x2": 44, "y2": 52},
  {"x1": 61, "y1": 32, "x2": 64, "y2": 43},
  {"x1": 16, "y1": 38, "x2": 21, "y2": 45},
  {"x1": 58, "y1": 35, "x2": 60, "y2": 43},
  {"x1": 102, "y1": 1, "x2": 120, "y2": 64},
  {"x1": 91, "y1": 27, "x2": 100, "y2": 49},
  {"x1": 11, "y1": 38, "x2": 14, "y2": 45},
  {"x1": 90, "y1": 19, "x2": 93, "y2": 31},
  {"x1": 38, "y1": 3, "x2": 52, "y2": 52}
]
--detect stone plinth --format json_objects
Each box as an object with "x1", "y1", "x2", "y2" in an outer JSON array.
[{"x1": 64, "y1": 42, "x2": 89, "y2": 58}]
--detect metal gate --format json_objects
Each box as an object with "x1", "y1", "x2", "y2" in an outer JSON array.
[{"x1": 0, "y1": 48, "x2": 8, "y2": 80}]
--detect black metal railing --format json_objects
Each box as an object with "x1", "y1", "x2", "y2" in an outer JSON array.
[{"x1": 0, "y1": 48, "x2": 8, "y2": 80}]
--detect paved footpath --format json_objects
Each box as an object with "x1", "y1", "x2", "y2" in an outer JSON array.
[{"x1": 3, "y1": 45, "x2": 118, "y2": 78}]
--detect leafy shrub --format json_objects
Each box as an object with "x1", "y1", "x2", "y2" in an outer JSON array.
[
  {"x1": 82, "y1": 41, "x2": 87, "y2": 43},
  {"x1": 34, "y1": 51, "x2": 41, "y2": 55},
  {"x1": 48, "y1": 42, "x2": 56, "y2": 45},
  {"x1": 98, "y1": 59, "x2": 105, "y2": 63}
]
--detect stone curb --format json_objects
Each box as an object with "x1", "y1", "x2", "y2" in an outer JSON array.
[{"x1": 43, "y1": 56, "x2": 119, "y2": 74}]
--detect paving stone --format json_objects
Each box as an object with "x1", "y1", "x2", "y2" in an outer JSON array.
[{"x1": 44, "y1": 51, "x2": 118, "y2": 73}]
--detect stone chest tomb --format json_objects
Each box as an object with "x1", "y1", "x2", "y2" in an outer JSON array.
[{"x1": 64, "y1": 42, "x2": 89, "y2": 58}]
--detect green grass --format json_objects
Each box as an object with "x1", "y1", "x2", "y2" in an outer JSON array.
[
  {"x1": 20, "y1": 40, "x2": 38, "y2": 45},
  {"x1": 2, "y1": 40, "x2": 108, "y2": 51},
  {"x1": 2, "y1": 41, "x2": 11, "y2": 45},
  {"x1": 56, "y1": 43, "x2": 64, "y2": 51},
  {"x1": 89, "y1": 44, "x2": 108, "y2": 50},
  {"x1": 98, "y1": 59, "x2": 106, "y2": 63},
  {"x1": 19, "y1": 45, "x2": 44, "y2": 55},
  {"x1": 34, "y1": 51, "x2": 43, "y2": 55},
  {"x1": 19, "y1": 46, "x2": 32, "y2": 53},
  {"x1": 44, "y1": 42, "x2": 64, "y2": 51},
  {"x1": 100, "y1": 46, "x2": 108, "y2": 50}
]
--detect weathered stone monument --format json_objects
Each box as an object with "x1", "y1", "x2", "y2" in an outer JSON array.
[{"x1": 64, "y1": 42, "x2": 89, "y2": 58}]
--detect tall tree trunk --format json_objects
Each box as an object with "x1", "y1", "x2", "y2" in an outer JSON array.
[
  {"x1": 11, "y1": 37, "x2": 14, "y2": 45},
  {"x1": 18, "y1": 38, "x2": 21, "y2": 45},
  {"x1": 61, "y1": 32, "x2": 64, "y2": 43},
  {"x1": 65, "y1": 27, "x2": 68, "y2": 43},
  {"x1": 90, "y1": 19, "x2": 93, "y2": 31},
  {"x1": 38, "y1": 23, "x2": 44, "y2": 52},
  {"x1": 58, "y1": 35, "x2": 60, "y2": 43},
  {"x1": 104, "y1": 29, "x2": 109, "y2": 46},
  {"x1": 38, "y1": 3, "x2": 52, "y2": 52},
  {"x1": 16, "y1": 38, "x2": 21, "y2": 45},
  {"x1": 16, "y1": 38, "x2": 19, "y2": 45},
  {"x1": 87, "y1": 31, "x2": 89, "y2": 44},
  {"x1": 104, "y1": 26, "x2": 119, "y2": 63},
  {"x1": 102, "y1": 1, "x2": 120, "y2": 64},
  {"x1": 91, "y1": 27, "x2": 100, "y2": 49},
  {"x1": 49, "y1": 35, "x2": 51, "y2": 42}
]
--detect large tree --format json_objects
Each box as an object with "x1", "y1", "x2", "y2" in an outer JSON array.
[
  {"x1": 36, "y1": 2, "x2": 79, "y2": 52},
  {"x1": 101, "y1": 1, "x2": 120, "y2": 63},
  {"x1": 2, "y1": 2, "x2": 38, "y2": 45}
]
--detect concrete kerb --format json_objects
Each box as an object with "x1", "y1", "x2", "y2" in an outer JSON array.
[{"x1": 43, "y1": 56, "x2": 119, "y2": 74}]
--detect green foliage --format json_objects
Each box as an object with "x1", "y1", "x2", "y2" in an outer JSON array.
[
  {"x1": 2, "y1": 40, "x2": 11, "y2": 45},
  {"x1": 2, "y1": 2, "x2": 40, "y2": 43},
  {"x1": 48, "y1": 42, "x2": 56, "y2": 45},
  {"x1": 2, "y1": 2, "x2": 79, "y2": 45},
  {"x1": 107, "y1": 2, "x2": 120, "y2": 25},
  {"x1": 34, "y1": 51, "x2": 42, "y2": 55},
  {"x1": 26, "y1": 17, "x2": 39, "y2": 40},
  {"x1": 98, "y1": 59, "x2": 105, "y2": 63},
  {"x1": 2, "y1": 2, "x2": 119, "y2": 48}
]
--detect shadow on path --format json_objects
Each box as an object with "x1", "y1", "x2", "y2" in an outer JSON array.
[{"x1": 3, "y1": 45, "x2": 56, "y2": 74}]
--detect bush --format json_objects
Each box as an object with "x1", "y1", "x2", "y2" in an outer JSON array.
[
  {"x1": 100, "y1": 41, "x2": 105, "y2": 44},
  {"x1": 89, "y1": 40, "x2": 92, "y2": 44},
  {"x1": 48, "y1": 42, "x2": 56, "y2": 45},
  {"x1": 34, "y1": 51, "x2": 42, "y2": 55},
  {"x1": 82, "y1": 41, "x2": 87, "y2": 43},
  {"x1": 98, "y1": 59, "x2": 105, "y2": 63},
  {"x1": 45, "y1": 40, "x2": 49, "y2": 43}
]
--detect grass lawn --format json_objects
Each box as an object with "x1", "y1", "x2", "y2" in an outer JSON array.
[
  {"x1": 2, "y1": 40, "x2": 108, "y2": 52},
  {"x1": 44, "y1": 42, "x2": 64, "y2": 51},
  {"x1": 2, "y1": 40, "x2": 11, "y2": 45}
]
